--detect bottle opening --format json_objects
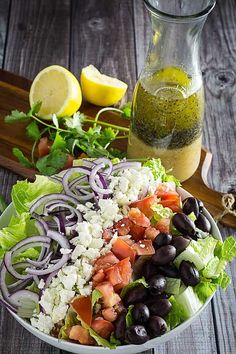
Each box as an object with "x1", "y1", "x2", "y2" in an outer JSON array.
[{"x1": 144, "y1": 0, "x2": 216, "y2": 21}]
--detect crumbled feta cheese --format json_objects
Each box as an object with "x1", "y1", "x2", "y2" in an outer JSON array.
[
  {"x1": 60, "y1": 248, "x2": 72, "y2": 255},
  {"x1": 38, "y1": 279, "x2": 45, "y2": 290},
  {"x1": 31, "y1": 313, "x2": 54, "y2": 334}
]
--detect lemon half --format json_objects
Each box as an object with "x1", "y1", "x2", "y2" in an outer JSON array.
[
  {"x1": 80, "y1": 65, "x2": 128, "y2": 106},
  {"x1": 29, "y1": 65, "x2": 82, "y2": 119}
]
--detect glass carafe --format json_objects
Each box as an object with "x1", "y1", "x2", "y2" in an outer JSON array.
[{"x1": 128, "y1": 0, "x2": 216, "y2": 182}]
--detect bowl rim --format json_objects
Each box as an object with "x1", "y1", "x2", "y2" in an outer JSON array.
[{"x1": 0, "y1": 186, "x2": 222, "y2": 352}]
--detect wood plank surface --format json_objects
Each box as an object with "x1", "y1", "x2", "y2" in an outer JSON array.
[{"x1": 0, "y1": 0, "x2": 235, "y2": 354}]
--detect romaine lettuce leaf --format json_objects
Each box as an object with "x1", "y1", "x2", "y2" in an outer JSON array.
[
  {"x1": 165, "y1": 295, "x2": 187, "y2": 330},
  {"x1": 151, "y1": 203, "x2": 173, "y2": 222},
  {"x1": 175, "y1": 286, "x2": 203, "y2": 318},
  {"x1": 194, "y1": 281, "x2": 218, "y2": 303},
  {"x1": 202, "y1": 257, "x2": 227, "y2": 279},
  {"x1": 125, "y1": 305, "x2": 134, "y2": 328},
  {"x1": 214, "y1": 236, "x2": 236, "y2": 261},
  {"x1": 0, "y1": 212, "x2": 38, "y2": 258},
  {"x1": 120, "y1": 277, "x2": 148, "y2": 298},
  {"x1": 144, "y1": 158, "x2": 180, "y2": 186},
  {"x1": 91, "y1": 289, "x2": 102, "y2": 307},
  {"x1": 165, "y1": 277, "x2": 181, "y2": 295},
  {"x1": 12, "y1": 175, "x2": 62, "y2": 215},
  {"x1": 58, "y1": 309, "x2": 79, "y2": 339}
]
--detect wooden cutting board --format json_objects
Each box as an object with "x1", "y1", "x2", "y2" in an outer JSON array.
[{"x1": 0, "y1": 69, "x2": 235, "y2": 228}]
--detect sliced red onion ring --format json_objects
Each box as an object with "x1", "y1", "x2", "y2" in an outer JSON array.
[
  {"x1": 45, "y1": 203, "x2": 82, "y2": 223},
  {"x1": 112, "y1": 161, "x2": 141, "y2": 173},
  {"x1": 0, "y1": 264, "x2": 17, "y2": 308},
  {"x1": 27, "y1": 251, "x2": 53, "y2": 268},
  {"x1": 89, "y1": 163, "x2": 112, "y2": 195},
  {"x1": 62, "y1": 166, "x2": 92, "y2": 197},
  {"x1": 35, "y1": 218, "x2": 49, "y2": 235},
  {"x1": 6, "y1": 236, "x2": 51, "y2": 253},
  {"x1": 44, "y1": 270, "x2": 59, "y2": 288},
  {"x1": 30, "y1": 193, "x2": 79, "y2": 215},
  {"x1": 0, "y1": 298, "x2": 17, "y2": 312},
  {"x1": 8, "y1": 278, "x2": 32, "y2": 292},
  {"x1": 94, "y1": 158, "x2": 113, "y2": 176}
]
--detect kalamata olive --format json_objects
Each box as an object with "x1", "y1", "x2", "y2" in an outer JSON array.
[
  {"x1": 132, "y1": 303, "x2": 150, "y2": 324},
  {"x1": 125, "y1": 325, "x2": 150, "y2": 344},
  {"x1": 171, "y1": 236, "x2": 190, "y2": 255},
  {"x1": 179, "y1": 260, "x2": 200, "y2": 286},
  {"x1": 172, "y1": 213, "x2": 196, "y2": 237},
  {"x1": 153, "y1": 233, "x2": 172, "y2": 249},
  {"x1": 151, "y1": 245, "x2": 176, "y2": 266},
  {"x1": 197, "y1": 199, "x2": 204, "y2": 213},
  {"x1": 195, "y1": 214, "x2": 211, "y2": 233},
  {"x1": 123, "y1": 285, "x2": 149, "y2": 306},
  {"x1": 142, "y1": 261, "x2": 159, "y2": 279},
  {"x1": 145, "y1": 294, "x2": 170, "y2": 307},
  {"x1": 148, "y1": 275, "x2": 166, "y2": 295},
  {"x1": 182, "y1": 197, "x2": 199, "y2": 217},
  {"x1": 148, "y1": 298, "x2": 172, "y2": 317},
  {"x1": 158, "y1": 264, "x2": 179, "y2": 278},
  {"x1": 114, "y1": 310, "x2": 127, "y2": 342},
  {"x1": 148, "y1": 316, "x2": 167, "y2": 337}
]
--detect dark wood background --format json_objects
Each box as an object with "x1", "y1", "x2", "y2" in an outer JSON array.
[{"x1": 0, "y1": 0, "x2": 235, "y2": 353}]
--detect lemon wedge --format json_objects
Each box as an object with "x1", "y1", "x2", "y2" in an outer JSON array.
[
  {"x1": 80, "y1": 65, "x2": 128, "y2": 106},
  {"x1": 29, "y1": 65, "x2": 82, "y2": 119}
]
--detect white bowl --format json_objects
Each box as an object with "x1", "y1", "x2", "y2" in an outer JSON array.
[{"x1": 0, "y1": 187, "x2": 222, "y2": 354}]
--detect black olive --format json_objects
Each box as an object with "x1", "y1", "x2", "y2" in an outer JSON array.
[
  {"x1": 132, "y1": 303, "x2": 150, "y2": 324},
  {"x1": 153, "y1": 233, "x2": 172, "y2": 249},
  {"x1": 125, "y1": 325, "x2": 150, "y2": 344},
  {"x1": 195, "y1": 214, "x2": 211, "y2": 233},
  {"x1": 197, "y1": 199, "x2": 204, "y2": 213},
  {"x1": 151, "y1": 245, "x2": 176, "y2": 266},
  {"x1": 182, "y1": 197, "x2": 199, "y2": 217},
  {"x1": 148, "y1": 316, "x2": 167, "y2": 337},
  {"x1": 171, "y1": 236, "x2": 190, "y2": 255},
  {"x1": 172, "y1": 213, "x2": 196, "y2": 237},
  {"x1": 158, "y1": 264, "x2": 180, "y2": 278},
  {"x1": 148, "y1": 275, "x2": 166, "y2": 295},
  {"x1": 148, "y1": 298, "x2": 172, "y2": 317},
  {"x1": 114, "y1": 310, "x2": 127, "y2": 342},
  {"x1": 145, "y1": 294, "x2": 170, "y2": 307},
  {"x1": 123, "y1": 285, "x2": 149, "y2": 306},
  {"x1": 142, "y1": 261, "x2": 159, "y2": 279},
  {"x1": 179, "y1": 260, "x2": 200, "y2": 286}
]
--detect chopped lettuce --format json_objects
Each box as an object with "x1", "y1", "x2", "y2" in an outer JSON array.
[
  {"x1": 212, "y1": 271, "x2": 231, "y2": 289},
  {"x1": 12, "y1": 175, "x2": 62, "y2": 215},
  {"x1": 175, "y1": 286, "x2": 203, "y2": 318},
  {"x1": 188, "y1": 212, "x2": 197, "y2": 222},
  {"x1": 58, "y1": 309, "x2": 79, "y2": 339},
  {"x1": 86, "y1": 326, "x2": 116, "y2": 349},
  {"x1": 165, "y1": 277, "x2": 181, "y2": 295},
  {"x1": 144, "y1": 158, "x2": 181, "y2": 186},
  {"x1": 0, "y1": 212, "x2": 38, "y2": 258},
  {"x1": 91, "y1": 289, "x2": 102, "y2": 307},
  {"x1": 166, "y1": 295, "x2": 187, "y2": 330},
  {"x1": 214, "y1": 236, "x2": 236, "y2": 261},
  {"x1": 151, "y1": 203, "x2": 173, "y2": 222},
  {"x1": 120, "y1": 277, "x2": 148, "y2": 298},
  {"x1": 202, "y1": 257, "x2": 227, "y2": 279},
  {"x1": 13, "y1": 248, "x2": 39, "y2": 263},
  {"x1": 110, "y1": 332, "x2": 121, "y2": 346},
  {"x1": 125, "y1": 305, "x2": 134, "y2": 328},
  {"x1": 194, "y1": 281, "x2": 218, "y2": 303}
]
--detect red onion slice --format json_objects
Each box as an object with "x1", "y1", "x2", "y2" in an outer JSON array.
[
  {"x1": 112, "y1": 161, "x2": 141, "y2": 173},
  {"x1": 30, "y1": 193, "x2": 79, "y2": 215},
  {"x1": 27, "y1": 251, "x2": 53, "y2": 268},
  {"x1": 89, "y1": 163, "x2": 112, "y2": 195}
]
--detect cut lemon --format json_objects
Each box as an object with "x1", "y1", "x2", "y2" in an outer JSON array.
[
  {"x1": 29, "y1": 65, "x2": 82, "y2": 119},
  {"x1": 80, "y1": 65, "x2": 128, "y2": 106}
]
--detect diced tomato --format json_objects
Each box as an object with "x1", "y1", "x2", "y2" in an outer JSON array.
[
  {"x1": 155, "y1": 183, "x2": 181, "y2": 212},
  {"x1": 63, "y1": 154, "x2": 74, "y2": 170},
  {"x1": 145, "y1": 226, "x2": 160, "y2": 241},
  {"x1": 105, "y1": 258, "x2": 132, "y2": 291},
  {"x1": 70, "y1": 296, "x2": 92, "y2": 327},
  {"x1": 113, "y1": 218, "x2": 131, "y2": 236},
  {"x1": 112, "y1": 238, "x2": 136, "y2": 263},
  {"x1": 69, "y1": 325, "x2": 95, "y2": 345},
  {"x1": 129, "y1": 223, "x2": 146, "y2": 241},
  {"x1": 102, "y1": 229, "x2": 113, "y2": 243},
  {"x1": 92, "y1": 269, "x2": 105, "y2": 286},
  {"x1": 131, "y1": 240, "x2": 155, "y2": 256},
  {"x1": 155, "y1": 218, "x2": 170, "y2": 233},
  {"x1": 95, "y1": 282, "x2": 121, "y2": 307},
  {"x1": 102, "y1": 307, "x2": 118, "y2": 322},
  {"x1": 91, "y1": 319, "x2": 114, "y2": 339},
  {"x1": 38, "y1": 137, "x2": 52, "y2": 157},
  {"x1": 155, "y1": 182, "x2": 177, "y2": 195},
  {"x1": 93, "y1": 252, "x2": 119, "y2": 273},
  {"x1": 129, "y1": 195, "x2": 157, "y2": 218},
  {"x1": 159, "y1": 198, "x2": 182, "y2": 212},
  {"x1": 128, "y1": 208, "x2": 151, "y2": 228}
]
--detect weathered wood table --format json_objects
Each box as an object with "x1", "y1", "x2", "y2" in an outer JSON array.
[{"x1": 0, "y1": 1, "x2": 235, "y2": 353}]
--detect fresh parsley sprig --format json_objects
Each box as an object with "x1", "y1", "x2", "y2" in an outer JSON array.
[{"x1": 5, "y1": 102, "x2": 131, "y2": 175}]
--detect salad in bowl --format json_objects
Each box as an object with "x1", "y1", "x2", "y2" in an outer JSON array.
[{"x1": 0, "y1": 158, "x2": 235, "y2": 352}]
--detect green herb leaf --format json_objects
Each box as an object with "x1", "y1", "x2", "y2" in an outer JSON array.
[
  {"x1": 13, "y1": 148, "x2": 34, "y2": 168},
  {"x1": 121, "y1": 102, "x2": 132, "y2": 119},
  {"x1": 26, "y1": 121, "x2": 41, "y2": 140},
  {"x1": 51, "y1": 132, "x2": 67, "y2": 152},
  {"x1": 52, "y1": 114, "x2": 59, "y2": 128},
  {"x1": 5, "y1": 110, "x2": 29, "y2": 124},
  {"x1": 28, "y1": 101, "x2": 42, "y2": 116},
  {"x1": 0, "y1": 194, "x2": 7, "y2": 214},
  {"x1": 36, "y1": 149, "x2": 67, "y2": 175},
  {"x1": 91, "y1": 289, "x2": 102, "y2": 307}
]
